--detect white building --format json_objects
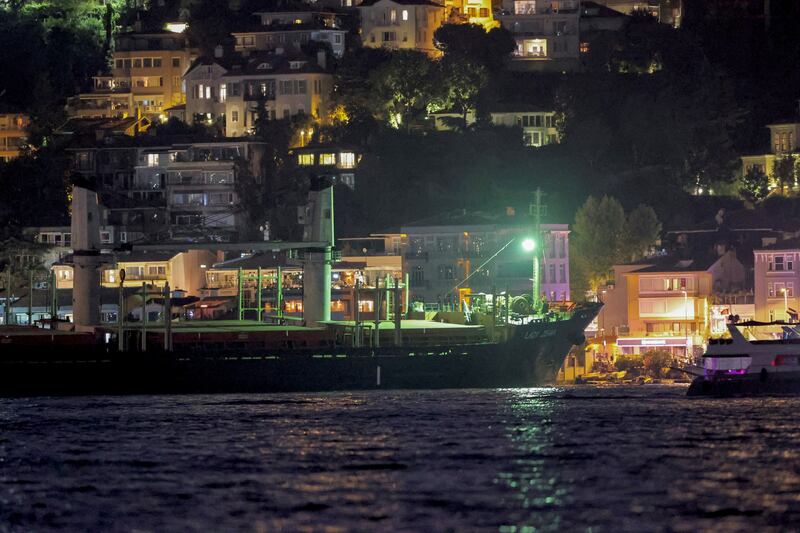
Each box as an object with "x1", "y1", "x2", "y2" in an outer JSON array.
[
  {"x1": 233, "y1": 11, "x2": 347, "y2": 58},
  {"x1": 498, "y1": 0, "x2": 581, "y2": 70},
  {"x1": 429, "y1": 108, "x2": 560, "y2": 147},
  {"x1": 358, "y1": 0, "x2": 446, "y2": 56}
]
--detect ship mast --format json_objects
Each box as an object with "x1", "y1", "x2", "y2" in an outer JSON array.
[{"x1": 529, "y1": 188, "x2": 546, "y2": 315}]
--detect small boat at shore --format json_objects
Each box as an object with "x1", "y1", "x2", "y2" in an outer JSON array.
[{"x1": 688, "y1": 319, "x2": 800, "y2": 397}]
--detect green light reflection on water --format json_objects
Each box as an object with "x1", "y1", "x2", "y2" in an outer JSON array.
[{"x1": 495, "y1": 387, "x2": 570, "y2": 533}]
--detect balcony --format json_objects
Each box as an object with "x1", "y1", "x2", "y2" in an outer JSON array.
[
  {"x1": 121, "y1": 273, "x2": 167, "y2": 281},
  {"x1": 404, "y1": 252, "x2": 429, "y2": 261}
]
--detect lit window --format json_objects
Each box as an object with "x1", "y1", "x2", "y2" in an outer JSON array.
[
  {"x1": 219, "y1": 84, "x2": 227, "y2": 102},
  {"x1": 391, "y1": 9, "x2": 397, "y2": 23},
  {"x1": 515, "y1": 1, "x2": 536, "y2": 14},
  {"x1": 580, "y1": 41, "x2": 589, "y2": 53},
  {"x1": 232, "y1": 110, "x2": 239, "y2": 123},
  {"x1": 339, "y1": 152, "x2": 356, "y2": 168},
  {"x1": 146, "y1": 153, "x2": 159, "y2": 167},
  {"x1": 320, "y1": 153, "x2": 336, "y2": 165},
  {"x1": 402, "y1": 9, "x2": 408, "y2": 21},
  {"x1": 298, "y1": 153, "x2": 315, "y2": 166}
]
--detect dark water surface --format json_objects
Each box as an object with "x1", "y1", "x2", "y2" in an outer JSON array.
[{"x1": 2, "y1": 385, "x2": 800, "y2": 532}]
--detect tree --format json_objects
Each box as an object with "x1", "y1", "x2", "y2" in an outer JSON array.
[
  {"x1": 434, "y1": 57, "x2": 488, "y2": 127},
  {"x1": 773, "y1": 154, "x2": 796, "y2": 196},
  {"x1": 571, "y1": 196, "x2": 661, "y2": 293},
  {"x1": 370, "y1": 50, "x2": 438, "y2": 129},
  {"x1": 571, "y1": 196, "x2": 627, "y2": 291},
  {"x1": 622, "y1": 204, "x2": 662, "y2": 261},
  {"x1": 740, "y1": 165, "x2": 770, "y2": 203},
  {"x1": 433, "y1": 23, "x2": 515, "y2": 71}
]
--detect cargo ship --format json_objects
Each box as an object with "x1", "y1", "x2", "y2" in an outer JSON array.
[
  {"x1": 0, "y1": 303, "x2": 599, "y2": 396},
  {"x1": 0, "y1": 182, "x2": 600, "y2": 396}
]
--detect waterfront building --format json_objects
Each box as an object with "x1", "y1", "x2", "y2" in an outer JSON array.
[
  {"x1": 498, "y1": 0, "x2": 581, "y2": 71},
  {"x1": 429, "y1": 107, "x2": 559, "y2": 147},
  {"x1": 599, "y1": 251, "x2": 747, "y2": 359},
  {"x1": 0, "y1": 113, "x2": 29, "y2": 162},
  {"x1": 232, "y1": 10, "x2": 347, "y2": 58},
  {"x1": 753, "y1": 239, "x2": 800, "y2": 322},
  {"x1": 357, "y1": 0, "x2": 447, "y2": 56},
  {"x1": 52, "y1": 249, "x2": 217, "y2": 297},
  {"x1": 67, "y1": 30, "x2": 197, "y2": 120},
  {"x1": 400, "y1": 212, "x2": 570, "y2": 308}
]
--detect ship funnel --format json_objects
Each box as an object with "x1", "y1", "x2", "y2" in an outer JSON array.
[
  {"x1": 302, "y1": 179, "x2": 334, "y2": 326},
  {"x1": 70, "y1": 179, "x2": 103, "y2": 331}
]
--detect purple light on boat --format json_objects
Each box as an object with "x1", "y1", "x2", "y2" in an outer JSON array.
[{"x1": 726, "y1": 369, "x2": 747, "y2": 375}]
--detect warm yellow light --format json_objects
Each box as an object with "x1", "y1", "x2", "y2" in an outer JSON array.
[{"x1": 164, "y1": 22, "x2": 187, "y2": 33}]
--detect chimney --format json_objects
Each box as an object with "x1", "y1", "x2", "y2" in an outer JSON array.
[
  {"x1": 214, "y1": 45, "x2": 224, "y2": 58},
  {"x1": 317, "y1": 49, "x2": 327, "y2": 70}
]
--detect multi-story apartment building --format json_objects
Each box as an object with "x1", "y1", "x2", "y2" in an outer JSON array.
[
  {"x1": 0, "y1": 113, "x2": 29, "y2": 162},
  {"x1": 293, "y1": 143, "x2": 361, "y2": 188},
  {"x1": 444, "y1": 0, "x2": 495, "y2": 26},
  {"x1": 589, "y1": 0, "x2": 682, "y2": 26},
  {"x1": 233, "y1": 11, "x2": 347, "y2": 58},
  {"x1": 498, "y1": 0, "x2": 581, "y2": 71},
  {"x1": 753, "y1": 240, "x2": 800, "y2": 322},
  {"x1": 358, "y1": 0, "x2": 446, "y2": 56},
  {"x1": 67, "y1": 30, "x2": 197, "y2": 120},
  {"x1": 182, "y1": 49, "x2": 333, "y2": 136},
  {"x1": 429, "y1": 108, "x2": 560, "y2": 147},
  {"x1": 401, "y1": 215, "x2": 570, "y2": 307},
  {"x1": 222, "y1": 51, "x2": 333, "y2": 136},
  {"x1": 741, "y1": 120, "x2": 800, "y2": 191},
  {"x1": 68, "y1": 139, "x2": 266, "y2": 242},
  {"x1": 599, "y1": 251, "x2": 746, "y2": 359}
]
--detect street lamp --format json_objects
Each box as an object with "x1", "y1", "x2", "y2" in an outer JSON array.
[
  {"x1": 521, "y1": 238, "x2": 538, "y2": 313},
  {"x1": 682, "y1": 289, "x2": 689, "y2": 362},
  {"x1": 782, "y1": 287, "x2": 788, "y2": 319},
  {"x1": 521, "y1": 238, "x2": 536, "y2": 252}
]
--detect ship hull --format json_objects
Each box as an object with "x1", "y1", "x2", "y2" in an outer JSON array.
[
  {"x1": 688, "y1": 371, "x2": 800, "y2": 397},
  {"x1": 0, "y1": 307, "x2": 598, "y2": 397}
]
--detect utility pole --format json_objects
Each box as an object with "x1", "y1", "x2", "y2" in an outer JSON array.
[
  {"x1": 28, "y1": 270, "x2": 33, "y2": 326},
  {"x1": 118, "y1": 269, "x2": 125, "y2": 352},
  {"x1": 5, "y1": 268, "x2": 11, "y2": 326},
  {"x1": 141, "y1": 282, "x2": 147, "y2": 352},
  {"x1": 529, "y1": 188, "x2": 547, "y2": 314},
  {"x1": 163, "y1": 282, "x2": 172, "y2": 352}
]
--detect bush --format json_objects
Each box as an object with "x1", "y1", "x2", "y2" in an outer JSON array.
[
  {"x1": 642, "y1": 349, "x2": 673, "y2": 378},
  {"x1": 614, "y1": 353, "x2": 644, "y2": 376}
]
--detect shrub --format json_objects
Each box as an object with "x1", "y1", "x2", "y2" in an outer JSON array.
[
  {"x1": 614, "y1": 353, "x2": 644, "y2": 376},
  {"x1": 642, "y1": 349, "x2": 673, "y2": 378}
]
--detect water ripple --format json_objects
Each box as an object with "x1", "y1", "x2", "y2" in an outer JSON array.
[{"x1": 1, "y1": 385, "x2": 799, "y2": 531}]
